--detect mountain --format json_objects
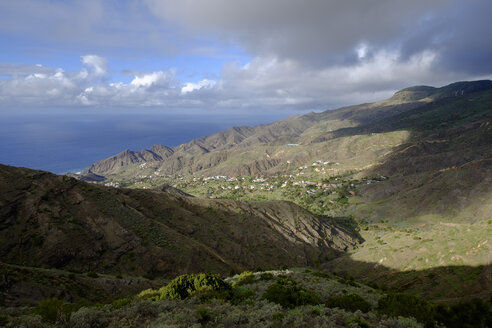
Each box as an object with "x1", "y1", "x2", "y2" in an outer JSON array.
[
  {"x1": 77, "y1": 80, "x2": 492, "y2": 225},
  {"x1": 74, "y1": 80, "x2": 492, "y2": 292},
  {"x1": 0, "y1": 164, "x2": 360, "y2": 306},
  {"x1": 3, "y1": 80, "x2": 491, "y2": 308},
  {"x1": 79, "y1": 80, "x2": 492, "y2": 179}
]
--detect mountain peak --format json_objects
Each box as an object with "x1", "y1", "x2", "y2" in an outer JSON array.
[
  {"x1": 391, "y1": 80, "x2": 492, "y2": 102},
  {"x1": 390, "y1": 86, "x2": 436, "y2": 101}
]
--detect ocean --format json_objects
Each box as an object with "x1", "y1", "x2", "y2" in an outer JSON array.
[{"x1": 0, "y1": 108, "x2": 302, "y2": 174}]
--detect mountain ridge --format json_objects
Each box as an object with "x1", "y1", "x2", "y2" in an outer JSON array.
[
  {"x1": 0, "y1": 163, "x2": 361, "y2": 305},
  {"x1": 78, "y1": 80, "x2": 492, "y2": 179}
]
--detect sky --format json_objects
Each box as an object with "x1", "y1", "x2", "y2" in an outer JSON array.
[{"x1": 1, "y1": 0, "x2": 492, "y2": 112}]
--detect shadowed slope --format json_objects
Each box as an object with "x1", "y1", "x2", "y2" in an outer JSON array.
[{"x1": 0, "y1": 164, "x2": 361, "y2": 305}]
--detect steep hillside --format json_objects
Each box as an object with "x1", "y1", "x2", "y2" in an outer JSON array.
[
  {"x1": 0, "y1": 164, "x2": 360, "y2": 306},
  {"x1": 28, "y1": 80, "x2": 492, "y2": 307},
  {"x1": 78, "y1": 80, "x2": 492, "y2": 180},
  {"x1": 347, "y1": 90, "x2": 492, "y2": 223}
]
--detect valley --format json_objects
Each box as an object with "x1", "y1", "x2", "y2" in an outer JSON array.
[
  {"x1": 85, "y1": 81, "x2": 492, "y2": 278},
  {"x1": 1, "y1": 80, "x2": 491, "y2": 327}
]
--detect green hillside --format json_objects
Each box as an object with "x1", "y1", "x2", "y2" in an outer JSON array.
[
  {"x1": 77, "y1": 80, "x2": 492, "y2": 303},
  {"x1": 2, "y1": 80, "x2": 491, "y2": 327}
]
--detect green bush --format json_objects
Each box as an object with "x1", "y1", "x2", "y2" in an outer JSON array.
[
  {"x1": 138, "y1": 288, "x2": 161, "y2": 300},
  {"x1": 111, "y1": 298, "x2": 132, "y2": 309},
  {"x1": 140, "y1": 273, "x2": 231, "y2": 301},
  {"x1": 233, "y1": 271, "x2": 256, "y2": 286},
  {"x1": 86, "y1": 272, "x2": 99, "y2": 278},
  {"x1": 230, "y1": 286, "x2": 256, "y2": 305},
  {"x1": 379, "y1": 294, "x2": 492, "y2": 327},
  {"x1": 378, "y1": 293, "x2": 435, "y2": 327},
  {"x1": 260, "y1": 272, "x2": 274, "y2": 280},
  {"x1": 326, "y1": 293, "x2": 371, "y2": 313},
  {"x1": 435, "y1": 298, "x2": 492, "y2": 328},
  {"x1": 272, "y1": 311, "x2": 284, "y2": 321},
  {"x1": 196, "y1": 307, "x2": 211, "y2": 325},
  {"x1": 69, "y1": 307, "x2": 108, "y2": 328},
  {"x1": 337, "y1": 276, "x2": 359, "y2": 287},
  {"x1": 33, "y1": 297, "x2": 81, "y2": 324},
  {"x1": 262, "y1": 277, "x2": 321, "y2": 308},
  {"x1": 346, "y1": 317, "x2": 370, "y2": 328}
]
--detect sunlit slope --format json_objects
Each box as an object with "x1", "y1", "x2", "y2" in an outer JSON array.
[{"x1": 80, "y1": 80, "x2": 492, "y2": 181}]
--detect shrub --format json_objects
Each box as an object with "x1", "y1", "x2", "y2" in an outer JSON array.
[
  {"x1": 382, "y1": 316, "x2": 423, "y2": 328},
  {"x1": 272, "y1": 311, "x2": 284, "y2": 321},
  {"x1": 378, "y1": 293, "x2": 435, "y2": 327},
  {"x1": 311, "y1": 271, "x2": 332, "y2": 280},
  {"x1": 138, "y1": 288, "x2": 161, "y2": 300},
  {"x1": 111, "y1": 298, "x2": 132, "y2": 309},
  {"x1": 346, "y1": 317, "x2": 370, "y2": 328},
  {"x1": 86, "y1": 272, "x2": 99, "y2": 278},
  {"x1": 69, "y1": 307, "x2": 108, "y2": 328},
  {"x1": 6, "y1": 315, "x2": 46, "y2": 328},
  {"x1": 233, "y1": 271, "x2": 256, "y2": 286},
  {"x1": 230, "y1": 286, "x2": 256, "y2": 305},
  {"x1": 33, "y1": 297, "x2": 81, "y2": 324},
  {"x1": 262, "y1": 277, "x2": 321, "y2": 308},
  {"x1": 260, "y1": 272, "x2": 274, "y2": 280},
  {"x1": 337, "y1": 276, "x2": 359, "y2": 287},
  {"x1": 196, "y1": 307, "x2": 211, "y2": 325},
  {"x1": 140, "y1": 273, "x2": 231, "y2": 301},
  {"x1": 435, "y1": 298, "x2": 492, "y2": 328},
  {"x1": 326, "y1": 293, "x2": 371, "y2": 313}
]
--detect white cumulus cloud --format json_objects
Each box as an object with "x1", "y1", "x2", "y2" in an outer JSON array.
[
  {"x1": 181, "y1": 79, "x2": 216, "y2": 94},
  {"x1": 130, "y1": 71, "x2": 176, "y2": 88},
  {"x1": 0, "y1": 50, "x2": 489, "y2": 110}
]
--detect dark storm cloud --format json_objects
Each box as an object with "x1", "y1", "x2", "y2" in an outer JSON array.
[{"x1": 146, "y1": 0, "x2": 492, "y2": 74}]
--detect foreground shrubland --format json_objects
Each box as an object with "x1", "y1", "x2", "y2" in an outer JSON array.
[{"x1": 1, "y1": 268, "x2": 491, "y2": 327}]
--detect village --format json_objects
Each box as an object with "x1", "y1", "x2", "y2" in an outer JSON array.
[{"x1": 100, "y1": 160, "x2": 388, "y2": 217}]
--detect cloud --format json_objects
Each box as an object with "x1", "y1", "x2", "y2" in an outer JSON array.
[
  {"x1": 130, "y1": 71, "x2": 176, "y2": 88},
  {"x1": 145, "y1": 1, "x2": 442, "y2": 63},
  {"x1": 181, "y1": 79, "x2": 216, "y2": 94},
  {"x1": 1, "y1": 1, "x2": 492, "y2": 111},
  {"x1": 205, "y1": 48, "x2": 452, "y2": 109},
  {"x1": 145, "y1": 0, "x2": 492, "y2": 73},
  {"x1": 0, "y1": 49, "x2": 488, "y2": 110},
  {"x1": 0, "y1": 0, "x2": 190, "y2": 57},
  {"x1": 81, "y1": 55, "x2": 108, "y2": 77}
]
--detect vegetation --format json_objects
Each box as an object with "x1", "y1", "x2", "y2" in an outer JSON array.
[
  {"x1": 326, "y1": 293, "x2": 372, "y2": 313},
  {"x1": 33, "y1": 297, "x2": 82, "y2": 324},
  {"x1": 262, "y1": 277, "x2": 321, "y2": 308},
  {"x1": 139, "y1": 273, "x2": 231, "y2": 301},
  {"x1": 2, "y1": 81, "x2": 492, "y2": 326},
  {"x1": 5, "y1": 269, "x2": 489, "y2": 327},
  {"x1": 378, "y1": 293, "x2": 492, "y2": 328},
  {"x1": 378, "y1": 293, "x2": 436, "y2": 327},
  {"x1": 0, "y1": 269, "x2": 427, "y2": 327}
]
